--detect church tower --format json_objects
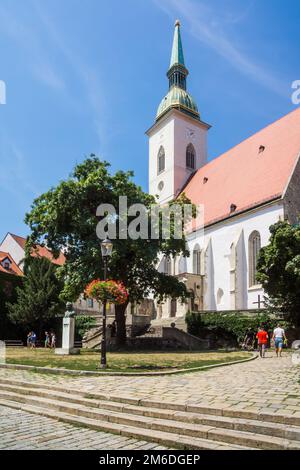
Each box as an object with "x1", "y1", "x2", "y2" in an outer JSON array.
[{"x1": 147, "y1": 20, "x2": 210, "y2": 203}]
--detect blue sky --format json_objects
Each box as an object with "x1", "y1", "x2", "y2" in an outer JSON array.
[{"x1": 0, "y1": 0, "x2": 299, "y2": 242}]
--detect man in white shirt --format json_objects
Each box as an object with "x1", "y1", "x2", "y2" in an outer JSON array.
[{"x1": 272, "y1": 324, "x2": 287, "y2": 357}]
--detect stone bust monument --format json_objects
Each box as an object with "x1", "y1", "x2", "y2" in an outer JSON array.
[{"x1": 64, "y1": 302, "x2": 76, "y2": 318}]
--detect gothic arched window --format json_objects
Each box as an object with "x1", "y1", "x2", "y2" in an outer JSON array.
[
  {"x1": 186, "y1": 143, "x2": 196, "y2": 169},
  {"x1": 193, "y1": 245, "x2": 201, "y2": 275},
  {"x1": 164, "y1": 256, "x2": 172, "y2": 274},
  {"x1": 157, "y1": 146, "x2": 165, "y2": 174},
  {"x1": 248, "y1": 231, "x2": 261, "y2": 287},
  {"x1": 178, "y1": 255, "x2": 187, "y2": 274}
]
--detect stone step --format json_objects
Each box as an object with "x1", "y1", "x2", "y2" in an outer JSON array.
[
  {"x1": 0, "y1": 382, "x2": 299, "y2": 442},
  {"x1": 0, "y1": 388, "x2": 299, "y2": 449},
  {"x1": 1, "y1": 376, "x2": 299, "y2": 427},
  {"x1": 0, "y1": 398, "x2": 250, "y2": 450}
]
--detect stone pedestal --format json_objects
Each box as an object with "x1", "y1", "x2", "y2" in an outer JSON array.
[{"x1": 55, "y1": 317, "x2": 80, "y2": 355}]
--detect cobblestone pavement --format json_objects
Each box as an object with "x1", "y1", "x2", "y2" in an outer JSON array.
[
  {"x1": 0, "y1": 352, "x2": 299, "y2": 419},
  {"x1": 0, "y1": 406, "x2": 168, "y2": 450}
]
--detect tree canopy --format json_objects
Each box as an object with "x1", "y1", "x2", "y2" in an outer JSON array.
[
  {"x1": 25, "y1": 156, "x2": 192, "y2": 344},
  {"x1": 7, "y1": 256, "x2": 64, "y2": 336},
  {"x1": 256, "y1": 220, "x2": 300, "y2": 326}
]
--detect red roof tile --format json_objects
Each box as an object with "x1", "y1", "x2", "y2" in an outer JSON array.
[
  {"x1": 182, "y1": 107, "x2": 300, "y2": 227},
  {"x1": 30, "y1": 245, "x2": 66, "y2": 266},
  {"x1": 10, "y1": 233, "x2": 65, "y2": 266},
  {"x1": 10, "y1": 233, "x2": 26, "y2": 249}
]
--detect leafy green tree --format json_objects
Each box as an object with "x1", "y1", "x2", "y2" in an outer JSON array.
[
  {"x1": 7, "y1": 257, "x2": 64, "y2": 337},
  {"x1": 256, "y1": 220, "x2": 300, "y2": 326},
  {"x1": 25, "y1": 156, "x2": 191, "y2": 346},
  {"x1": 0, "y1": 272, "x2": 23, "y2": 339}
]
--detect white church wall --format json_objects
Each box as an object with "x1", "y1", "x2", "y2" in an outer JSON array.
[
  {"x1": 148, "y1": 115, "x2": 175, "y2": 204},
  {"x1": 185, "y1": 201, "x2": 284, "y2": 311}
]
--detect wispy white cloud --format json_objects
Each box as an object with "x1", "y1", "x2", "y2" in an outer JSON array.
[
  {"x1": 32, "y1": 63, "x2": 65, "y2": 91},
  {"x1": 31, "y1": 0, "x2": 108, "y2": 153},
  {"x1": 153, "y1": 0, "x2": 286, "y2": 97},
  {"x1": 0, "y1": 4, "x2": 66, "y2": 92},
  {"x1": 0, "y1": 140, "x2": 40, "y2": 199}
]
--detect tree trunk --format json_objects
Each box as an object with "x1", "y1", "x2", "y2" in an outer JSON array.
[
  {"x1": 38, "y1": 319, "x2": 43, "y2": 345},
  {"x1": 115, "y1": 302, "x2": 128, "y2": 347}
]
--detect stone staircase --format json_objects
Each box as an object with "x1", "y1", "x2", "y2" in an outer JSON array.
[
  {"x1": 82, "y1": 326, "x2": 103, "y2": 349},
  {"x1": 130, "y1": 326, "x2": 209, "y2": 350},
  {"x1": 151, "y1": 317, "x2": 187, "y2": 332},
  {"x1": 82, "y1": 322, "x2": 208, "y2": 351},
  {"x1": 0, "y1": 378, "x2": 299, "y2": 449}
]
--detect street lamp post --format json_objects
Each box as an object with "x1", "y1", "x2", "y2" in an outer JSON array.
[{"x1": 100, "y1": 237, "x2": 113, "y2": 369}]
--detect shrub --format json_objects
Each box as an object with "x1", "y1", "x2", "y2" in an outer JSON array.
[
  {"x1": 75, "y1": 315, "x2": 96, "y2": 339},
  {"x1": 186, "y1": 311, "x2": 290, "y2": 344}
]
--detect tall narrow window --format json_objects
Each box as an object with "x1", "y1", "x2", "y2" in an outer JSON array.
[
  {"x1": 164, "y1": 256, "x2": 172, "y2": 275},
  {"x1": 193, "y1": 245, "x2": 201, "y2": 275},
  {"x1": 170, "y1": 298, "x2": 177, "y2": 317},
  {"x1": 186, "y1": 143, "x2": 196, "y2": 169},
  {"x1": 178, "y1": 255, "x2": 187, "y2": 274},
  {"x1": 248, "y1": 231, "x2": 261, "y2": 287},
  {"x1": 157, "y1": 146, "x2": 165, "y2": 174}
]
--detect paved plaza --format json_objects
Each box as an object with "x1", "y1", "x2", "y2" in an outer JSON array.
[
  {"x1": 0, "y1": 405, "x2": 168, "y2": 450},
  {"x1": 0, "y1": 352, "x2": 299, "y2": 418}
]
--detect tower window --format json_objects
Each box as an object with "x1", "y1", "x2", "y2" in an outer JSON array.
[
  {"x1": 259, "y1": 145, "x2": 265, "y2": 154},
  {"x1": 186, "y1": 143, "x2": 195, "y2": 169},
  {"x1": 157, "y1": 146, "x2": 165, "y2": 174},
  {"x1": 230, "y1": 203, "x2": 237, "y2": 213}
]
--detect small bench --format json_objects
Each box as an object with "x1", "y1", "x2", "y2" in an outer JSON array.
[{"x1": 4, "y1": 340, "x2": 24, "y2": 348}]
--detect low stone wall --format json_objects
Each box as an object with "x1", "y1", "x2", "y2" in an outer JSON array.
[
  {"x1": 162, "y1": 327, "x2": 210, "y2": 350},
  {"x1": 110, "y1": 326, "x2": 210, "y2": 351}
]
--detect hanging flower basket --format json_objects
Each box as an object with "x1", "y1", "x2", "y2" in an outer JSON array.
[{"x1": 85, "y1": 279, "x2": 128, "y2": 305}]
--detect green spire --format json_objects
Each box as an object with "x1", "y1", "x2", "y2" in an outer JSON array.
[
  {"x1": 169, "y1": 20, "x2": 185, "y2": 68},
  {"x1": 167, "y1": 20, "x2": 188, "y2": 91}
]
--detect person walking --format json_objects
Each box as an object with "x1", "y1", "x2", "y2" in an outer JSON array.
[
  {"x1": 44, "y1": 331, "x2": 50, "y2": 348},
  {"x1": 272, "y1": 324, "x2": 287, "y2": 357},
  {"x1": 30, "y1": 331, "x2": 37, "y2": 349},
  {"x1": 50, "y1": 332, "x2": 56, "y2": 349},
  {"x1": 256, "y1": 326, "x2": 268, "y2": 358},
  {"x1": 27, "y1": 332, "x2": 32, "y2": 348}
]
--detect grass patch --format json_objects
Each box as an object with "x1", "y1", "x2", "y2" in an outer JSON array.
[{"x1": 5, "y1": 348, "x2": 251, "y2": 373}]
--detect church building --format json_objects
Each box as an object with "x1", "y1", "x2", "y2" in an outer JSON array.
[{"x1": 147, "y1": 21, "x2": 300, "y2": 319}]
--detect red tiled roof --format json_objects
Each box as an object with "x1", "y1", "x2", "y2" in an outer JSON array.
[
  {"x1": 9, "y1": 233, "x2": 26, "y2": 249},
  {"x1": 30, "y1": 245, "x2": 66, "y2": 266},
  {"x1": 182, "y1": 107, "x2": 300, "y2": 227},
  {"x1": 0, "y1": 251, "x2": 23, "y2": 276},
  {"x1": 10, "y1": 233, "x2": 66, "y2": 266}
]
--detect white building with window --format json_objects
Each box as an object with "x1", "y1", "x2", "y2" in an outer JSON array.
[{"x1": 147, "y1": 21, "x2": 300, "y2": 319}]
